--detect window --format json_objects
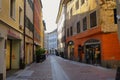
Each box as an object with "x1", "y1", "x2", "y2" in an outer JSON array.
[
  {"x1": 67, "y1": 12, "x2": 69, "y2": 19},
  {"x1": 81, "y1": 0, "x2": 85, "y2": 5},
  {"x1": 28, "y1": 0, "x2": 34, "y2": 11},
  {"x1": 114, "y1": 9, "x2": 117, "y2": 24},
  {"x1": 76, "y1": 0, "x2": 79, "y2": 10},
  {"x1": 70, "y1": 8, "x2": 72, "y2": 17},
  {"x1": 83, "y1": 17, "x2": 87, "y2": 31},
  {"x1": 70, "y1": 26, "x2": 73, "y2": 36},
  {"x1": 67, "y1": 28, "x2": 69, "y2": 37},
  {"x1": 10, "y1": 0, "x2": 16, "y2": 19},
  {"x1": 77, "y1": 21, "x2": 80, "y2": 33},
  {"x1": 19, "y1": 7, "x2": 23, "y2": 26},
  {"x1": 90, "y1": 11, "x2": 97, "y2": 28}
]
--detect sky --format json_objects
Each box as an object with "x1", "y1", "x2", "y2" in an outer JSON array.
[{"x1": 41, "y1": 0, "x2": 60, "y2": 33}]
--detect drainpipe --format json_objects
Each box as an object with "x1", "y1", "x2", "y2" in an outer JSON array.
[
  {"x1": 23, "y1": 0, "x2": 26, "y2": 68},
  {"x1": 64, "y1": 4, "x2": 67, "y2": 59},
  {"x1": 33, "y1": 0, "x2": 35, "y2": 62}
]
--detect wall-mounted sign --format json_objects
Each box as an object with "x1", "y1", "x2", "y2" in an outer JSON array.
[{"x1": 8, "y1": 29, "x2": 20, "y2": 39}]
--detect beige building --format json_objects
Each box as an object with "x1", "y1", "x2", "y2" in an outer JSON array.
[
  {"x1": 0, "y1": 0, "x2": 24, "y2": 79},
  {"x1": 56, "y1": 1, "x2": 66, "y2": 57},
  {"x1": 24, "y1": 0, "x2": 34, "y2": 65}
]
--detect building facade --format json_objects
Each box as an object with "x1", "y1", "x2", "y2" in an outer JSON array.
[
  {"x1": 56, "y1": 0, "x2": 70, "y2": 58},
  {"x1": 116, "y1": 0, "x2": 120, "y2": 42},
  {"x1": 48, "y1": 29, "x2": 57, "y2": 55},
  {"x1": 42, "y1": 20, "x2": 46, "y2": 48},
  {"x1": 58, "y1": 0, "x2": 120, "y2": 68},
  {"x1": 56, "y1": 1, "x2": 66, "y2": 57},
  {"x1": 24, "y1": 0, "x2": 34, "y2": 65},
  {"x1": 34, "y1": 0, "x2": 44, "y2": 61},
  {"x1": 0, "y1": 0, "x2": 45, "y2": 79},
  {"x1": 44, "y1": 33, "x2": 49, "y2": 50},
  {"x1": 0, "y1": 0, "x2": 24, "y2": 79}
]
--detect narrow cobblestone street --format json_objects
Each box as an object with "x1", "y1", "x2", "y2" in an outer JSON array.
[{"x1": 7, "y1": 55, "x2": 116, "y2": 80}]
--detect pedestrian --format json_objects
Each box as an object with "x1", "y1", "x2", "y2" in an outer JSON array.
[
  {"x1": 94, "y1": 48, "x2": 100, "y2": 65},
  {"x1": 89, "y1": 49, "x2": 93, "y2": 64},
  {"x1": 86, "y1": 49, "x2": 90, "y2": 64},
  {"x1": 92, "y1": 48, "x2": 95, "y2": 64}
]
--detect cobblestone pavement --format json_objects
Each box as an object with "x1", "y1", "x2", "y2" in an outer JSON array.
[
  {"x1": 7, "y1": 55, "x2": 116, "y2": 80},
  {"x1": 7, "y1": 56, "x2": 52, "y2": 80},
  {"x1": 54, "y1": 56, "x2": 116, "y2": 80}
]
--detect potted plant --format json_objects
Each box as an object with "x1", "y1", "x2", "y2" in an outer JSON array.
[{"x1": 36, "y1": 47, "x2": 46, "y2": 63}]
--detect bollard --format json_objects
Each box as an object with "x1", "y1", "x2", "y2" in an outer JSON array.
[{"x1": 115, "y1": 67, "x2": 120, "y2": 80}]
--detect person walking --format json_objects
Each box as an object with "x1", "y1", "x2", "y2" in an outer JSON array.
[
  {"x1": 86, "y1": 49, "x2": 90, "y2": 64},
  {"x1": 94, "y1": 48, "x2": 100, "y2": 65}
]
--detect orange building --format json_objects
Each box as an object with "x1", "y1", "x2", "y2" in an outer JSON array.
[
  {"x1": 34, "y1": 0, "x2": 42, "y2": 46},
  {"x1": 34, "y1": 0, "x2": 45, "y2": 49},
  {"x1": 65, "y1": 0, "x2": 120, "y2": 68}
]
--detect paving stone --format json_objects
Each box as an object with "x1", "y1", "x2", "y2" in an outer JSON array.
[{"x1": 7, "y1": 55, "x2": 116, "y2": 80}]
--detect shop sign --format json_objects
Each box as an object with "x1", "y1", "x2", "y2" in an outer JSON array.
[{"x1": 8, "y1": 29, "x2": 20, "y2": 39}]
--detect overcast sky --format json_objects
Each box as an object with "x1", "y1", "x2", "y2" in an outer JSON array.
[{"x1": 41, "y1": 0, "x2": 60, "y2": 33}]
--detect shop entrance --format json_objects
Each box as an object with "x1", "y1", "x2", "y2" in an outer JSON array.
[
  {"x1": 84, "y1": 39, "x2": 101, "y2": 65},
  {"x1": 78, "y1": 45, "x2": 83, "y2": 62},
  {"x1": 6, "y1": 40, "x2": 12, "y2": 70},
  {"x1": 67, "y1": 41, "x2": 74, "y2": 60}
]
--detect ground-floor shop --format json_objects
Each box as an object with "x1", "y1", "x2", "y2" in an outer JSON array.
[
  {"x1": 0, "y1": 21, "x2": 24, "y2": 80},
  {"x1": 66, "y1": 32, "x2": 120, "y2": 68},
  {"x1": 6, "y1": 29, "x2": 24, "y2": 70},
  {"x1": 25, "y1": 36, "x2": 33, "y2": 65},
  {"x1": 0, "y1": 27, "x2": 6, "y2": 80}
]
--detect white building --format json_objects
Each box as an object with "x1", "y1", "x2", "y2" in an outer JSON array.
[
  {"x1": 47, "y1": 29, "x2": 57, "y2": 55},
  {"x1": 56, "y1": 1, "x2": 66, "y2": 57},
  {"x1": 44, "y1": 33, "x2": 48, "y2": 50}
]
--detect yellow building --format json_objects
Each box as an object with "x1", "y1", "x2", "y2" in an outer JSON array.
[
  {"x1": 41, "y1": 21, "x2": 46, "y2": 48},
  {"x1": 0, "y1": 0, "x2": 24, "y2": 79},
  {"x1": 38, "y1": 6, "x2": 45, "y2": 48},
  {"x1": 24, "y1": 0, "x2": 34, "y2": 65}
]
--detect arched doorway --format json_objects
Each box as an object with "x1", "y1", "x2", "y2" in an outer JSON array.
[
  {"x1": 84, "y1": 39, "x2": 101, "y2": 65},
  {"x1": 67, "y1": 41, "x2": 74, "y2": 60}
]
